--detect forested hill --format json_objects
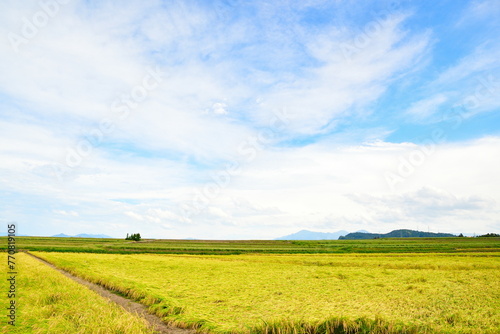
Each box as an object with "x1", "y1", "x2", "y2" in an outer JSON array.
[{"x1": 338, "y1": 229, "x2": 456, "y2": 240}]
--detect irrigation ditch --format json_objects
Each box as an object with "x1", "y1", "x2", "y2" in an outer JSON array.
[{"x1": 25, "y1": 251, "x2": 195, "y2": 334}]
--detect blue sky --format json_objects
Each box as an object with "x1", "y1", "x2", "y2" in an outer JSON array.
[{"x1": 0, "y1": 0, "x2": 499, "y2": 239}]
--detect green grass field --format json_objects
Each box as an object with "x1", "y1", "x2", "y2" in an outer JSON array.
[
  {"x1": 33, "y1": 251, "x2": 500, "y2": 334},
  {"x1": 4, "y1": 236, "x2": 500, "y2": 254},
  {"x1": 1, "y1": 252, "x2": 155, "y2": 334},
  {"x1": 2, "y1": 237, "x2": 499, "y2": 333}
]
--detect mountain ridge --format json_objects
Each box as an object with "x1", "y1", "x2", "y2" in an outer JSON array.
[
  {"x1": 339, "y1": 229, "x2": 455, "y2": 240},
  {"x1": 276, "y1": 229, "x2": 354, "y2": 240},
  {"x1": 52, "y1": 233, "x2": 112, "y2": 238}
]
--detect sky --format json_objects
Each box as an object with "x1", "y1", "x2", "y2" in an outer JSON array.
[{"x1": 0, "y1": 0, "x2": 499, "y2": 239}]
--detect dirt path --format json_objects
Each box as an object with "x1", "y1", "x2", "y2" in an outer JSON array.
[{"x1": 26, "y1": 252, "x2": 196, "y2": 334}]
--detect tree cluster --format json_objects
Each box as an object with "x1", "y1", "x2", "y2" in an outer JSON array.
[
  {"x1": 125, "y1": 233, "x2": 141, "y2": 241},
  {"x1": 477, "y1": 233, "x2": 500, "y2": 238}
]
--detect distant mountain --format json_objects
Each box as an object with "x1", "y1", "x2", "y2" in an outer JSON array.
[
  {"x1": 338, "y1": 229, "x2": 455, "y2": 240},
  {"x1": 276, "y1": 229, "x2": 350, "y2": 240},
  {"x1": 52, "y1": 233, "x2": 72, "y2": 237},
  {"x1": 75, "y1": 233, "x2": 112, "y2": 238},
  {"x1": 52, "y1": 233, "x2": 112, "y2": 238}
]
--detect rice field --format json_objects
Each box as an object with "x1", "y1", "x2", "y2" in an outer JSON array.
[
  {"x1": 33, "y1": 251, "x2": 500, "y2": 334},
  {"x1": 1, "y1": 252, "x2": 156, "y2": 334},
  {"x1": 9, "y1": 236, "x2": 500, "y2": 254}
]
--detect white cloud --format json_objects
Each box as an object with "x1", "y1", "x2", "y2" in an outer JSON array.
[
  {"x1": 254, "y1": 14, "x2": 430, "y2": 135},
  {"x1": 433, "y1": 45, "x2": 500, "y2": 87},
  {"x1": 456, "y1": 0, "x2": 500, "y2": 27},
  {"x1": 2, "y1": 130, "x2": 499, "y2": 238},
  {"x1": 0, "y1": 2, "x2": 432, "y2": 169},
  {"x1": 402, "y1": 42, "x2": 500, "y2": 125},
  {"x1": 172, "y1": 136, "x2": 500, "y2": 237},
  {"x1": 210, "y1": 102, "x2": 228, "y2": 115},
  {"x1": 53, "y1": 210, "x2": 79, "y2": 217},
  {"x1": 405, "y1": 94, "x2": 448, "y2": 120},
  {"x1": 124, "y1": 211, "x2": 144, "y2": 221},
  {"x1": 349, "y1": 186, "x2": 492, "y2": 220}
]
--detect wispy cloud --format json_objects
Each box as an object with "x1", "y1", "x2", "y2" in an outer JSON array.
[{"x1": 405, "y1": 94, "x2": 448, "y2": 121}]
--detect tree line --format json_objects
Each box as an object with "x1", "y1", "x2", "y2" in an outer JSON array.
[{"x1": 125, "y1": 233, "x2": 141, "y2": 241}]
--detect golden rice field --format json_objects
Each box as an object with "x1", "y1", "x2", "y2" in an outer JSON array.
[
  {"x1": 1, "y1": 252, "x2": 155, "y2": 334},
  {"x1": 33, "y1": 251, "x2": 500, "y2": 334}
]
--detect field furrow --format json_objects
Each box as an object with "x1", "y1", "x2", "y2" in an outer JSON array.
[{"x1": 1, "y1": 252, "x2": 159, "y2": 334}]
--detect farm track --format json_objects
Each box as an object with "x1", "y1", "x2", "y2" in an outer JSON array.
[{"x1": 25, "y1": 251, "x2": 196, "y2": 334}]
